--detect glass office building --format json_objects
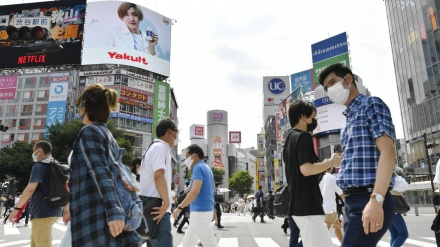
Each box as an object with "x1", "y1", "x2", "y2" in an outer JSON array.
[{"x1": 384, "y1": 0, "x2": 440, "y2": 170}]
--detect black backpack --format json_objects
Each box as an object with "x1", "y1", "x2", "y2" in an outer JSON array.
[
  {"x1": 40, "y1": 159, "x2": 70, "y2": 208},
  {"x1": 273, "y1": 184, "x2": 289, "y2": 218}
]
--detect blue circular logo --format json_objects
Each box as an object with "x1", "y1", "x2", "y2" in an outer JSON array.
[
  {"x1": 54, "y1": 85, "x2": 63, "y2": 94},
  {"x1": 268, "y1": 78, "x2": 285, "y2": 94}
]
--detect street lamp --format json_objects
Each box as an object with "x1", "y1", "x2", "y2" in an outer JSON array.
[{"x1": 423, "y1": 133, "x2": 438, "y2": 213}]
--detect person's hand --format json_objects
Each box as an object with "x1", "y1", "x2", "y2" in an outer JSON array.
[
  {"x1": 330, "y1": 152, "x2": 342, "y2": 168},
  {"x1": 63, "y1": 209, "x2": 71, "y2": 225},
  {"x1": 148, "y1": 31, "x2": 159, "y2": 47},
  {"x1": 172, "y1": 208, "x2": 181, "y2": 221},
  {"x1": 362, "y1": 200, "x2": 383, "y2": 234},
  {"x1": 8, "y1": 209, "x2": 18, "y2": 222},
  {"x1": 108, "y1": 220, "x2": 125, "y2": 237},
  {"x1": 151, "y1": 203, "x2": 170, "y2": 223}
]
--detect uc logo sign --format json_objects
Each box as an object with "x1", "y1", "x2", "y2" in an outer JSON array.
[{"x1": 268, "y1": 78, "x2": 285, "y2": 94}]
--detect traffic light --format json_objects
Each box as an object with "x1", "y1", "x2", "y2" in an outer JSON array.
[
  {"x1": 0, "y1": 124, "x2": 8, "y2": 132},
  {"x1": 0, "y1": 25, "x2": 47, "y2": 42}
]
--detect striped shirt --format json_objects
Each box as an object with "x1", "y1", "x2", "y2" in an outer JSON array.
[{"x1": 337, "y1": 94, "x2": 395, "y2": 189}]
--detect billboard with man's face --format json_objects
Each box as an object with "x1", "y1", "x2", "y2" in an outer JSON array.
[
  {"x1": 82, "y1": 1, "x2": 172, "y2": 77},
  {"x1": 0, "y1": 0, "x2": 86, "y2": 68}
]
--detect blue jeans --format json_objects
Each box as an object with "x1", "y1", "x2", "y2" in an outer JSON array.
[
  {"x1": 389, "y1": 213, "x2": 408, "y2": 247},
  {"x1": 146, "y1": 213, "x2": 173, "y2": 247},
  {"x1": 342, "y1": 192, "x2": 394, "y2": 247},
  {"x1": 288, "y1": 217, "x2": 303, "y2": 247}
]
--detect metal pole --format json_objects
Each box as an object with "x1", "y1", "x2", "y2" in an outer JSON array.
[{"x1": 423, "y1": 133, "x2": 438, "y2": 213}]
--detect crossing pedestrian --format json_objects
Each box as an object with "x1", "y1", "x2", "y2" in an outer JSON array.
[
  {"x1": 140, "y1": 117, "x2": 177, "y2": 247},
  {"x1": 9, "y1": 141, "x2": 63, "y2": 247},
  {"x1": 389, "y1": 172, "x2": 409, "y2": 247},
  {"x1": 214, "y1": 183, "x2": 224, "y2": 228},
  {"x1": 252, "y1": 186, "x2": 266, "y2": 223},
  {"x1": 319, "y1": 159, "x2": 344, "y2": 244},
  {"x1": 319, "y1": 63, "x2": 396, "y2": 246},
  {"x1": 172, "y1": 144, "x2": 219, "y2": 247},
  {"x1": 69, "y1": 84, "x2": 141, "y2": 246},
  {"x1": 283, "y1": 100, "x2": 341, "y2": 247}
]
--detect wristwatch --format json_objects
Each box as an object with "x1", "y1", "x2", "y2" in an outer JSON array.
[
  {"x1": 370, "y1": 193, "x2": 385, "y2": 203},
  {"x1": 178, "y1": 205, "x2": 185, "y2": 210}
]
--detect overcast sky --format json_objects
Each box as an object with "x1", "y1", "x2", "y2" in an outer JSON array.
[{"x1": 7, "y1": 0, "x2": 402, "y2": 152}]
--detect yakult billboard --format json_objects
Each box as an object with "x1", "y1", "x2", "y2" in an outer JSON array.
[{"x1": 82, "y1": 1, "x2": 172, "y2": 77}]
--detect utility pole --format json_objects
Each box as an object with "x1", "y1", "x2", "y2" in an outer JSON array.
[{"x1": 423, "y1": 133, "x2": 438, "y2": 213}]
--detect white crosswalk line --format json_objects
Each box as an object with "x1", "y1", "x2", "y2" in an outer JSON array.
[
  {"x1": 52, "y1": 222, "x2": 67, "y2": 232},
  {"x1": 21, "y1": 240, "x2": 61, "y2": 247},
  {"x1": 376, "y1": 240, "x2": 392, "y2": 247},
  {"x1": 331, "y1": 237, "x2": 341, "y2": 246},
  {"x1": 405, "y1": 238, "x2": 438, "y2": 247},
  {"x1": 254, "y1": 237, "x2": 280, "y2": 247},
  {"x1": 0, "y1": 240, "x2": 29, "y2": 247},
  {"x1": 218, "y1": 237, "x2": 239, "y2": 247},
  {"x1": 421, "y1": 237, "x2": 436, "y2": 241},
  {"x1": 4, "y1": 224, "x2": 20, "y2": 235}
]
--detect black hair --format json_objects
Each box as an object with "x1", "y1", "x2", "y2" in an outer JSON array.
[
  {"x1": 155, "y1": 117, "x2": 177, "y2": 138},
  {"x1": 186, "y1": 144, "x2": 204, "y2": 159},
  {"x1": 318, "y1": 63, "x2": 357, "y2": 88},
  {"x1": 34, "y1": 140, "x2": 52, "y2": 154},
  {"x1": 334, "y1": 144, "x2": 342, "y2": 153},
  {"x1": 258, "y1": 185, "x2": 262, "y2": 190},
  {"x1": 131, "y1": 157, "x2": 141, "y2": 173},
  {"x1": 288, "y1": 100, "x2": 316, "y2": 128}
]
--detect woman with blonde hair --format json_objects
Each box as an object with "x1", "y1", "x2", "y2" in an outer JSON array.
[{"x1": 69, "y1": 84, "x2": 141, "y2": 246}]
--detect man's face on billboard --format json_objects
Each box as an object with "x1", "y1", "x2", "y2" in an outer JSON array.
[{"x1": 123, "y1": 7, "x2": 140, "y2": 33}]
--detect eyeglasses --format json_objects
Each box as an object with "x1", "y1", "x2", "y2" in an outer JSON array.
[{"x1": 172, "y1": 129, "x2": 179, "y2": 134}]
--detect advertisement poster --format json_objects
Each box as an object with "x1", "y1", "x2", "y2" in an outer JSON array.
[
  {"x1": 263, "y1": 76, "x2": 291, "y2": 105},
  {"x1": 82, "y1": 1, "x2": 172, "y2": 77},
  {"x1": 278, "y1": 87, "x2": 302, "y2": 130},
  {"x1": 0, "y1": 76, "x2": 18, "y2": 100},
  {"x1": 45, "y1": 81, "x2": 68, "y2": 135},
  {"x1": 0, "y1": 0, "x2": 86, "y2": 68},
  {"x1": 153, "y1": 80, "x2": 170, "y2": 139},
  {"x1": 229, "y1": 131, "x2": 241, "y2": 144},
  {"x1": 313, "y1": 96, "x2": 347, "y2": 135},
  {"x1": 291, "y1": 69, "x2": 314, "y2": 93}
]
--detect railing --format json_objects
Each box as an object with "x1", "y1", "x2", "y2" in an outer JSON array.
[{"x1": 406, "y1": 204, "x2": 437, "y2": 216}]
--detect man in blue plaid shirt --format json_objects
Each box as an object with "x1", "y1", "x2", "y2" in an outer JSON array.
[{"x1": 319, "y1": 63, "x2": 396, "y2": 247}]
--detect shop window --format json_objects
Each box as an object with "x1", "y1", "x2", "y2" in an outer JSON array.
[
  {"x1": 37, "y1": 90, "x2": 48, "y2": 101},
  {"x1": 34, "y1": 118, "x2": 44, "y2": 129},
  {"x1": 21, "y1": 105, "x2": 33, "y2": 116},
  {"x1": 2, "y1": 134, "x2": 11, "y2": 143},
  {"x1": 31, "y1": 133, "x2": 41, "y2": 142},
  {"x1": 22, "y1": 91, "x2": 33, "y2": 102},
  {"x1": 24, "y1": 78, "x2": 35, "y2": 88},
  {"x1": 35, "y1": 104, "x2": 47, "y2": 115},
  {"x1": 19, "y1": 119, "x2": 29, "y2": 129},
  {"x1": 6, "y1": 105, "x2": 16, "y2": 116}
]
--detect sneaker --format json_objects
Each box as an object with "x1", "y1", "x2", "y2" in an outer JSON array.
[
  {"x1": 261, "y1": 220, "x2": 266, "y2": 223},
  {"x1": 24, "y1": 224, "x2": 28, "y2": 227},
  {"x1": 252, "y1": 217, "x2": 256, "y2": 222},
  {"x1": 177, "y1": 229, "x2": 185, "y2": 234},
  {"x1": 217, "y1": 225, "x2": 224, "y2": 229}
]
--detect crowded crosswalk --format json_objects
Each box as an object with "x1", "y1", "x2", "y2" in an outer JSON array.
[{"x1": 1, "y1": 215, "x2": 438, "y2": 247}]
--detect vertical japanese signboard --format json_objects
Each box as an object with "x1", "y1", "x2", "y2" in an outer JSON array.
[
  {"x1": 0, "y1": 76, "x2": 18, "y2": 100},
  {"x1": 45, "y1": 79, "x2": 68, "y2": 135},
  {"x1": 153, "y1": 80, "x2": 169, "y2": 139}
]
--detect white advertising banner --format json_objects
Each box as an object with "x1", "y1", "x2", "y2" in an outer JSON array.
[
  {"x1": 82, "y1": 1, "x2": 172, "y2": 77},
  {"x1": 190, "y1": 124, "x2": 205, "y2": 139},
  {"x1": 313, "y1": 96, "x2": 347, "y2": 135}
]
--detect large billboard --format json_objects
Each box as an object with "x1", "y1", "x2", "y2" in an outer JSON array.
[
  {"x1": 263, "y1": 76, "x2": 291, "y2": 106},
  {"x1": 311, "y1": 32, "x2": 349, "y2": 85},
  {"x1": 45, "y1": 80, "x2": 69, "y2": 135},
  {"x1": 190, "y1": 124, "x2": 205, "y2": 139},
  {"x1": 278, "y1": 86, "x2": 302, "y2": 130},
  {"x1": 291, "y1": 69, "x2": 314, "y2": 94},
  {"x1": 82, "y1": 1, "x2": 172, "y2": 77},
  {"x1": 229, "y1": 131, "x2": 241, "y2": 144},
  {"x1": 0, "y1": 0, "x2": 86, "y2": 68}
]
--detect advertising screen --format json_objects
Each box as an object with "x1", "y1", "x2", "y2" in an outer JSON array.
[
  {"x1": 313, "y1": 96, "x2": 347, "y2": 135},
  {"x1": 311, "y1": 32, "x2": 348, "y2": 64},
  {"x1": 278, "y1": 87, "x2": 302, "y2": 129},
  {"x1": 291, "y1": 69, "x2": 314, "y2": 94},
  {"x1": 0, "y1": 0, "x2": 86, "y2": 68},
  {"x1": 312, "y1": 53, "x2": 350, "y2": 84},
  {"x1": 0, "y1": 76, "x2": 18, "y2": 100},
  {"x1": 82, "y1": 1, "x2": 172, "y2": 77}
]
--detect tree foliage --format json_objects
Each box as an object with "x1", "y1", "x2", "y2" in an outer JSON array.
[
  {"x1": 0, "y1": 142, "x2": 34, "y2": 191},
  {"x1": 212, "y1": 167, "x2": 225, "y2": 184},
  {"x1": 228, "y1": 170, "x2": 253, "y2": 197},
  {"x1": 0, "y1": 119, "x2": 133, "y2": 191}
]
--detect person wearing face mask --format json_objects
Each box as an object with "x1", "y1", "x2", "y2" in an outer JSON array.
[
  {"x1": 283, "y1": 100, "x2": 342, "y2": 247},
  {"x1": 140, "y1": 117, "x2": 177, "y2": 247},
  {"x1": 8, "y1": 140, "x2": 63, "y2": 247},
  {"x1": 319, "y1": 63, "x2": 396, "y2": 247},
  {"x1": 172, "y1": 144, "x2": 219, "y2": 247}
]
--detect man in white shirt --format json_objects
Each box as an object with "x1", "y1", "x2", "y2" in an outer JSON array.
[
  {"x1": 319, "y1": 165, "x2": 344, "y2": 243},
  {"x1": 434, "y1": 159, "x2": 440, "y2": 191},
  {"x1": 140, "y1": 118, "x2": 178, "y2": 247}
]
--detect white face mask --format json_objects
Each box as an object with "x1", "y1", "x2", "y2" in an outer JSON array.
[
  {"x1": 184, "y1": 155, "x2": 194, "y2": 168},
  {"x1": 32, "y1": 149, "x2": 40, "y2": 162},
  {"x1": 327, "y1": 77, "x2": 351, "y2": 105},
  {"x1": 173, "y1": 135, "x2": 179, "y2": 146}
]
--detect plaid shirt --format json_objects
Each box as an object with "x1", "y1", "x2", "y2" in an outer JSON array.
[
  {"x1": 69, "y1": 123, "x2": 140, "y2": 247},
  {"x1": 337, "y1": 94, "x2": 395, "y2": 189}
]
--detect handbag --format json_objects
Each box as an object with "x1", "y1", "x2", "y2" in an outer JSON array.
[
  {"x1": 136, "y1": 196, "x2": 163, "y2": 240},
  {"x1": 214, "y1": 194, "x2": 224, "y2": 203},
  {"x1": 273, "y1": 184, "x2": 289, "y2": 218},
  {"x1": 391, "y1": 195, "x2": 410, "y2": 214}
]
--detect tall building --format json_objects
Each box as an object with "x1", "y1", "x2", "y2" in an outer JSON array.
[
  {"x1": 383, "y1": 1, "x2": 440, "y2": 174},
  {"x1": 207, "y1": 110, "x2": 229, "y2": 187}
]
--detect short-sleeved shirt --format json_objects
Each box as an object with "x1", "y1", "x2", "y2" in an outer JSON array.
[
  {"x1": 190, "y1": 160, "x2": 214, "y2": 212},
  {"x1": 319, "y1": 172, "x2": 343, "y2": 214},
  {"x1": 29, "y1": 157, "x2": 62, "y2": 219},
  {"x1": 337, "y1": 94, "x2": 395, "y2": 189},
  {"x1": 140, "y1": 139, "x2": 172, "y2": 212},
  {"x1": 283, "y1": 128, "x2": 324, "y2": 216},
  {"x1": 434, "y1": 159, "x2": 440, "y2": 185}
]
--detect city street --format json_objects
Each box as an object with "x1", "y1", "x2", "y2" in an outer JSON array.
[{"x1": 0, "y1": 213, "x2": 437, "y2": 247}]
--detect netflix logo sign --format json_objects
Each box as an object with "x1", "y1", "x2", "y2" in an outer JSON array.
[{"x1": 190, "y1": 124, "x2": 205, "y2": 139}]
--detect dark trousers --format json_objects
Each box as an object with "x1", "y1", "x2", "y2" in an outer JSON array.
[
  {"x1": 252, "y1": 206, "x2": 264, "y2": 221},
  {"x1": 341, "y1": 192, "x2": 394, "y2": 247},
  {"x1": 288, "y1": 217, "x2": 303, "y2": 247},
  {"x1": 146, "y1": 213, "x2": 173, "y2": 247},
  {"x1": 177, "y1": 216, "x2": 189, "y2": 231}
]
